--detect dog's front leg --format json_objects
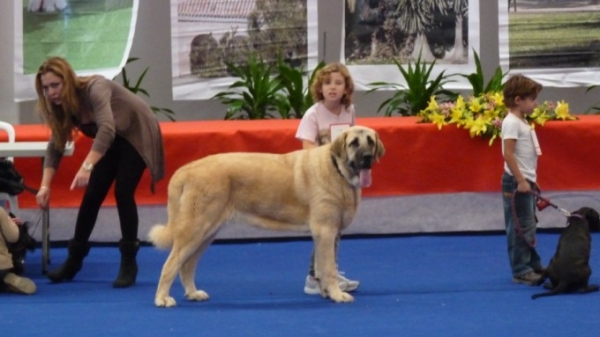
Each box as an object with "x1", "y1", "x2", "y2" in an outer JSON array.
[{"x1": 313, "y1": 226, "x2": 354, "y2": 303}]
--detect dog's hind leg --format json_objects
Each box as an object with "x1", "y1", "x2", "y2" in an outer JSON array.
[
  {"x1": 181, "y1": 232, "x2": 217, "y2": 302},
  {"x1": 155, "y1": 248, "x2": 186, "y2": 307}
]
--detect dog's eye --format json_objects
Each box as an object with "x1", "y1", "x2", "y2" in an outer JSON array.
[
  {"x1": 367, "y1": 136, "x2": 375, "y2": 146},
  {"x1": 349, "y1": 138, "x2": 359, "y2": 147}
]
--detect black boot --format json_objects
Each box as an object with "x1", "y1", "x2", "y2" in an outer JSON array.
[
  {"x1": 46, "y1": 240, "x2": 90, "y2": 283},
  {"x1": 113, "y1": 239, "x2": 139, "y2": 288}
]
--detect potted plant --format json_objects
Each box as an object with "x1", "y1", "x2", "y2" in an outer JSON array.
[
  {"x1": 275, "y1": 58, "x2": 325, "y2": 119},
  {"x1": 118, "y1": 58, "x2": 175, "y2": 121},
  {"x1": 365, "y1": 52, "x2": 457, "y2": 116},
  {"x1": 459, "y1": 50, "x2": 507, "y2": 96},
  {"x1": 213, "y1": 54, "x2": 287, "y2": 120}
]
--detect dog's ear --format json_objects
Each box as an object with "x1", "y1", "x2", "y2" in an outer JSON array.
[
  {"x1": 330, "y1": 131, "x2": 347, "y2": 159},
  {"x1": 582, "y1": 207, "x2": 600, "y2": 232},
  {"x1": 374, "y1": 134, "x2": 385, "y2": 161}
]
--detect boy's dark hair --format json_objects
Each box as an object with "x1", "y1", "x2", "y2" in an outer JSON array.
[{"x1": 503, "y1": 74, "x2": 542, "y2": 108}]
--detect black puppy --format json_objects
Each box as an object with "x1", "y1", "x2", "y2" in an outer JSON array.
[{"x1": 532, "y1": 207, "x2": 600, "y2": 300}]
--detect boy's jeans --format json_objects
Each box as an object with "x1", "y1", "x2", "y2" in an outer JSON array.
[{"x1": 501, "y1": 172, "x2": 542, "y2": 277}]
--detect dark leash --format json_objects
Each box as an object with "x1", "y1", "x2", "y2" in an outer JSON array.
[
  {"x1": 510, "y1": 189, "x2": 572, "y2": 249},
  {"x1": 0, "y1": 177, "x2": 39, "y2": 195},
  {"x1": 0, "y1": 177, "x2": 43, "y2": 243}
]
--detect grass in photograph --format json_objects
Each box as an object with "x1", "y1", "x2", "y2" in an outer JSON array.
[
  {"x1": 509, "y1": 10, "x2": 600, "y2": 68},
  {"x1": 22, "y1": 1, "x2": 133, "y2": 74}
]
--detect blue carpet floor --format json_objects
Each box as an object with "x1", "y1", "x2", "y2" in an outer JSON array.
[{"x1": 2, "y1": 233, "x2": 600, "y2": 337}]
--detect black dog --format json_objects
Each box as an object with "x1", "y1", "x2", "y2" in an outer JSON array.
[{"x1": 532, "y1": 207, "x2": 600, "y2": 300}]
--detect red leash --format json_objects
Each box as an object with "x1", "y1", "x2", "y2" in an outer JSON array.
[{"x1": 511, "y1": 189, "x2": 571, "y2": 248}]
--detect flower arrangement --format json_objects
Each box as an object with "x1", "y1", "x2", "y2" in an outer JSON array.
[{"x1": 417, "y1": 92, "x2": 577, "y2": 145}]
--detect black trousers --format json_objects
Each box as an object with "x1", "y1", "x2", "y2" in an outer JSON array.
[{"x1": 73, "y1": 136, "x2": 146, "y2": 243}]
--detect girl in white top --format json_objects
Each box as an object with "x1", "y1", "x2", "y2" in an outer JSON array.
[
  {"x1": 295, "y1": 62, "x2": 360, "y2": 295},
  {"x1": 296, "y1": 63, "x2": 356, "y2": 147}
]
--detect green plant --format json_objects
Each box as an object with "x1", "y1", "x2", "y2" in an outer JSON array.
[
  {"x1": 118, "y1": 58, "x2": 175, "y2": 121},
  {"x1": 366, "y1": 53, "x2": 457, "y2": 116},
  {"x1": 213, "y1": 55, "x2": 287, "y2": 120},
  {"x1": 459, "y1": 50, "x2": 507, "y2": 97},
  {"x1": 585, "y1": 85, "x2": 600, "y2": 114},
  {"x1": 275, "y1": 58, "x2": 325, "y2": 119}
]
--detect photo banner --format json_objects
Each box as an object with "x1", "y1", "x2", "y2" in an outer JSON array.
[
  {"x1": 499, "y1": 0, "x2": 600, "y2": 87},
  {"x1": 344, "y1": 0, "x2": 481, "y2": 91},
  {"x1": 14, "y1": 0, "x2": 139, "y2": 102},
  {"x1": 171, "y1": 0, "x2": 319, "y2": 100}
]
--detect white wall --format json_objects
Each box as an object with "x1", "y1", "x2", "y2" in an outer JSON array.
[{"x1": 2, "y1": 0, "x2": 596, "y2": 124}]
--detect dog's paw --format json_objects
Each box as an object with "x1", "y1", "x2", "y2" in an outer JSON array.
[
  {"x1": 155, "y1": 296, "x2": 177, "y2": 308},
  {"x1": 329, "y1": 291, "x2": 354, "y2": 303},
  {"x1": 185, "y1": 290, "x2": 209, "y2": 302}
]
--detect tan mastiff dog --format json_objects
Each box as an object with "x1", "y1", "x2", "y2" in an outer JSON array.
[{"x1": 149, "y1": 126, "x2": 385, "y2": 307}]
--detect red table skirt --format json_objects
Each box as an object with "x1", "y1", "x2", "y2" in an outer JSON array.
[{"x1": 6, "y1": 115, "x2": 600, "y2": 209}]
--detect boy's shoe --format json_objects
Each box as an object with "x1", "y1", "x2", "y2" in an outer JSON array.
[
  {"x1": 304, "y1": 273, "x2": 360, "y2": 295},
  {"x1": 3, "y1": 272, "x2": 36, "y2": 294},
  {"x1": 512, "y1": 271, "x2": 543, "y2": 286}
]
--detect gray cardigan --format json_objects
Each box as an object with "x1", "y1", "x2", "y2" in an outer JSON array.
[{"x1": 44, "y1": 76, "x2": 165, "y2": 191}]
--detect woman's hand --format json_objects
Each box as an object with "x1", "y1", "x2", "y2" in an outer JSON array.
[
  {"x1": 70, "y1": 169, "x2": 91, "y2": 190},
  {"x1": 36, "y1": 186, "x2": 50, "y2": 209}
]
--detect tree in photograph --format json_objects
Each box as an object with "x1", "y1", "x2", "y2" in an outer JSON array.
[
  {"x1": 443, "y1": 0, "x2": 468, "y2": 63},
  {"x1": 396, "y1": 0, "x2": 447, "y2": 61},
  {"x1": 247, "y1": 0, "x2": 307, "y2": 67}
]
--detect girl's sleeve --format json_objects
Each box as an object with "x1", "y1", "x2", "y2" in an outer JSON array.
[{"x1": 295, "y1": 110, "x2": 319, "y2": 143}]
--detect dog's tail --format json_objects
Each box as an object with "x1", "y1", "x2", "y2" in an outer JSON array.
[
  {"x1": 148, "y1": 224, "x2": 174, "y2": 250},
  {"x1": 531, "y1": 280, "x2": 568, "y2": 300}
]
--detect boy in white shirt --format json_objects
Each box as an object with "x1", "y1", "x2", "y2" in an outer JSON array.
[{"x1": 501, "y1": 74, "x2": 544, "y2": 286}]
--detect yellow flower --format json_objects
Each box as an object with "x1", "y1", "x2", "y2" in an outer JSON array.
[
  {"x1": 418, "y1": 93, "x2": 576, "y2": 146},
  {"x1": 426, "y1": 96, "x2": 438, "y2": 112},
  {"x1": 555, "y1": 100, "x2": 570, "y2": 120},
  {"x1": 430, "y1": 112, "x2": 447, "y2": 130},
  {"x1": 532, "y1": 110, "x2": 550, "y2": 126},
  {"x1": 465, "y1": 116, "x2": 488, "y2": 137},
  {"x1": 455, "y1": 95, "x2": 466, "y2": 110},
  {"x1": 492, "y1": 92, "x2": 504, "y2": 108},
  {"x1": 449, "y1": 107, "x2": 464, "y2": 125},
  {"x1": 469, "y1": 98, "x2": 481, "y2": 113}
]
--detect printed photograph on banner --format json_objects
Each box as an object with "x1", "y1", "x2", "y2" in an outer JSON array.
[
  {"x1": 345, "y1": 0, "x2": 468, "y2": 64},
  {"x1": 343, "y1": 0, "x2": 480, "y2": 90},
  {"x1": 22, "y1": 0, "x2": 135, "y2": 74},
  {"x1": 506, "y1": 0, "x2": 600, "y2": 69},
  {"x1": 15, "y1": 0, "x2": 138, "y2": 101},
  {"x1": 171, "y1": 0, "x2": 319, "y2": 100}
]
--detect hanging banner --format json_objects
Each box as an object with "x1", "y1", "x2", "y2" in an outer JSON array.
[
  {"x1": 14, "y1": 0, "x2": 138, "y2": 101},
  {"x1": 171, "y1": 0, "x2": 319, "y2": 100},
  {"x1": 499, "y1": 0, "x2": 600, "y2": 87},
  {"x1": 344, "y1": 0, "x2": 481, "y2": 91}
]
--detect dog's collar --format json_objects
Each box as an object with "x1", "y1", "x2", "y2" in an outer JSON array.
[{"x1": 330, "y1": 155, "x2": 345, "y2": 180}]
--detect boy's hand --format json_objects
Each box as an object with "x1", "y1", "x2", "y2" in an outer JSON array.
[{"x1": 516, "y1": 180, "x2": 531, "y2": 193}]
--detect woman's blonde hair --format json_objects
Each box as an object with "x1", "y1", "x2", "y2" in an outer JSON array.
[
  {"x1": 35, "y1": 57, "x2": 93, "y2": 151},
  {"x1": 310, "y1": 62, "x2": 354, "y2": 108}
]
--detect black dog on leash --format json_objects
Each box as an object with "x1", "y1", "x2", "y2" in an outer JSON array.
[{"x1": 532, "y1": 207, "x2": 600, "y2": 300}]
